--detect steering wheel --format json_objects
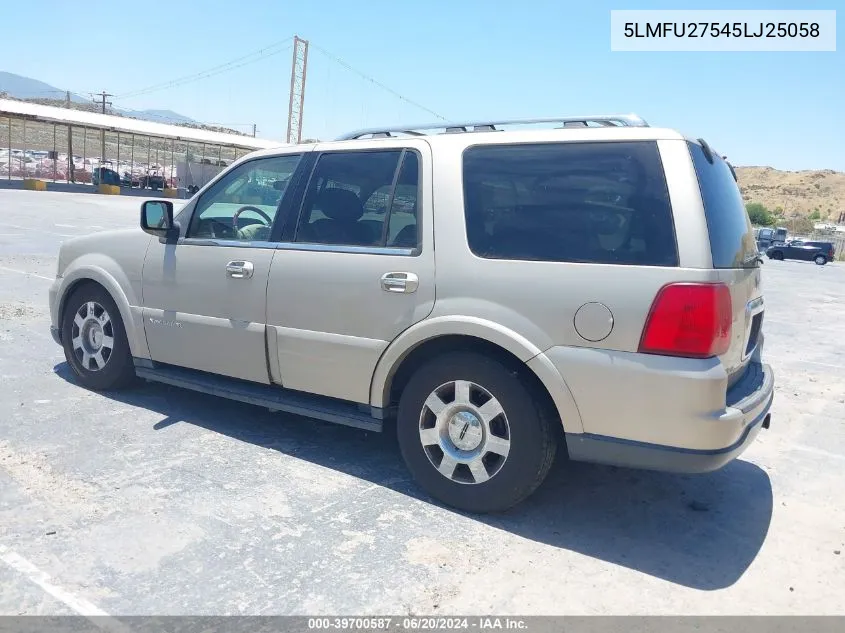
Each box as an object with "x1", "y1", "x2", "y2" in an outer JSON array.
[{"x1": 232, "y1": 205, "x2": 273, "y2": 233}]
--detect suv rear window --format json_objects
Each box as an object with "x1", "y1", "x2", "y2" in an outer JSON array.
[
  {"x1": 462, "y1": 141, "x2": 677, "y2": 266},
  {"x1": 687, "y1": 142, "x2": 758, "y2": 268}
]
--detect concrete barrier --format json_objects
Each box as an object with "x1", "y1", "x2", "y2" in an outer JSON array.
[
  {"x1": 1, "y1": 179, "x2": 186, "y2": 198},
  {"x1": 98, "y1": 184, "x2": 121, "y2": 195},
  {"x1": 163, "y1": 188, "x2": 179, "y2": 198},
  {"x1": 23, "y1": 179, "x2": 46, "y2": 191}
]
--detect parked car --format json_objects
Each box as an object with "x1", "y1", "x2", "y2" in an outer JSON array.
[
  {"x1": 91, "y1": 166, "x2": 121, "y2": 187},
  {"x1": 121, "y1": 171, "x2": 141, "y2": 188},
  {"x1": 138, "y1": 170, "x2": 167, "y2": 190},
  {"x1": 48, "y1": 115, "x2": 774, "y2": 513},
  {"x1": 766, "y1": 240, "x2": 835, "y2": 265},
  {"x1": 755, "y1": 226, "x2": 788, "y2": 251}
]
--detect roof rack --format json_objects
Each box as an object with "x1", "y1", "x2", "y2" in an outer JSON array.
[{"x1": 336, "y1": 114, "x2": 648, "y2": 140}]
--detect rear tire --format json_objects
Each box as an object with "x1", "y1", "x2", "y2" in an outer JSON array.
[
  {"x1": 815, "y1": 255, "x2": 827, "y2": 265},
  {"x1": 61, "y1": 283, "x2": 136, "y2": 391},
  {"x1": 396, "y1": 352, "x2": 557, "y2": 513}
]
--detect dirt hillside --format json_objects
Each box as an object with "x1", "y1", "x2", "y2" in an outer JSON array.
[{"x1": 735, "y1": 166, "x2": 845, "y2": 221}]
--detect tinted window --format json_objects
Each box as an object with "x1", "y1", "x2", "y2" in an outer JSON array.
[
  {"x1": 688, "y1": 142, "x2": 758, "y2": 268},
  {"x1": 188, "y1": 154, "x2": 301, "y2": 241},
  {"x1": 462, "y1": 141, "x2": 677, "y2": 266},
  {"x1": 296, "y1": 150, "x2": 419, "y2": 248}
]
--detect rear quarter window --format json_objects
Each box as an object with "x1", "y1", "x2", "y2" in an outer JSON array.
[
  {"x1": 462, "y1": 141, "x2": 678, "y2": 266},
  {"x1": 687, "y1": 142, "x2": 758, "y2": 268}
]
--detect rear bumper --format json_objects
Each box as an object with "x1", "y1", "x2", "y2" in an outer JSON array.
[
  {"x1": 541, "y1": 345, "x2": 774, "y2": 473},
  {"x1": 565, "y1": 404, "x2": 770, "y2": 474}
]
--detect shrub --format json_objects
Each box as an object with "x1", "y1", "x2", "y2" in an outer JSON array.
[{"x1": 746, "y1": 202, "x2": 774, "y2": 226}]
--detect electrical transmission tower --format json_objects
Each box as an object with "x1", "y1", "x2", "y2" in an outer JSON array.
[{"x1": 286, "y1": 36, "x2": 309, "y2": 144}]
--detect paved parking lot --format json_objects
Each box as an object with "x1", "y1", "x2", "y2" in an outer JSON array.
[{"x1": 0, "y1": 189, "x2": 843, "y2": 616}]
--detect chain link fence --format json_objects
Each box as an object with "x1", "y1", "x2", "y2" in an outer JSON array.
[{"x1": 0, "y1": 116, "x2": 247, "y2": 192}]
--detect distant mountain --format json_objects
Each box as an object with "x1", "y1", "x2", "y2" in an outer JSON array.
[
  {"x1": 0, "y1": 71, "x2": 197, "y2": 125},
  {"x1": 122, "y1": 108, "x2": 195, "y2": 125},
  {"x1": 0, "y1": 71, "x2": 87, "y2": 103},
  {"x1": 736, "y1": 166, "x2": 845, "y2": 221}
]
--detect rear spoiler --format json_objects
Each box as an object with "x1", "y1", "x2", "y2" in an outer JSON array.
[{"x1": 697, "y1": 138, "x2": 738, "y2": 181}]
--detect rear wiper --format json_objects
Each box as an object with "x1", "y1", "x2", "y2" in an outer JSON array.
[{"x1": 743, "y1": 253, "x2": 764, "y2": 266}]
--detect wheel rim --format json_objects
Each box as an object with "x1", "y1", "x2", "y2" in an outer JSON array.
[
  {"x1": 816, "y1": 256, "x2": 825, "y2": 264},
  {"x1": 418, "y1": 380, "x2": 511, "y2": 485},
  {"x1": 71, "y1": 301, "x2": 115, "y2": 372}
]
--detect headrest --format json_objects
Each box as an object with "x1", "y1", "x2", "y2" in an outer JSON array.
[
  {"x1": 315, "y1": 188, "x2": 363, "y2": 222},
  {"x1": 392, "y1": 224, "x2": 417, "y2": 247}
]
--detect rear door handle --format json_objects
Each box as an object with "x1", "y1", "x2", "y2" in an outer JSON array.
[
  {"x1": 226, "y1": 260, "x2": 254, "y2": 279},
  {"x1": 380, "y1": 272, "x2": 419, "y2": 294}
]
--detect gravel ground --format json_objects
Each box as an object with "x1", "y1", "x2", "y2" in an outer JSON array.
[{"x1": 0, "y1": 189, "x2": 843, "y2": 617}]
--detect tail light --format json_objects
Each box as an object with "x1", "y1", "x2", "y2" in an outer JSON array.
[{"x1": 639, "y1": 283, "x2": 732, "y2": 358}]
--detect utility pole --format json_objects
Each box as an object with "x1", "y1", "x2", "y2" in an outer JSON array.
[
  {"x1": 93, "y1": 91, "x2": 113, "y2": 163},
  {"x1": 94, "y1": 91, "x2": 112, "y2": 114},
  {"x1": 286, "y1": 36, "x2": 309, "y2": 144},
  {"x1": 252, "y1": 123, "x2": 257, "y2": 138},
  {"x1": 66, "y1": 91, "x2": 75, "y2": 183}
]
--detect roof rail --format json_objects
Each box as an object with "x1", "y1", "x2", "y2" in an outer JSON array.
[{"x1": 336, "y1": 114, "x2": 649, "y2": 140}]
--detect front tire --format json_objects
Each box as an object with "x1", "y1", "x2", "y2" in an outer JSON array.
[
  {"x1": 61, "y1": 283, "x2": 136, "y2": 390},
  {"x1": 396, "y1": 352, "x2": 557, "y2": 513},
  {"x1": 815, "y1": 255, "x2": 827, "y2": 265},
  {"x1": 772, "y1": 251, "x2": 784, "y2": 261}
]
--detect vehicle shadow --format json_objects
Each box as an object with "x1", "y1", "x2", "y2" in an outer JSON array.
[{"x1": 54, "y1": 362, "x2": 773, "y2": 591}]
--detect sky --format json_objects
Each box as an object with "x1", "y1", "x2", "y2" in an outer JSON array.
[{"x1": 1, "y1": 0, "x2": 842, "y2": 170}]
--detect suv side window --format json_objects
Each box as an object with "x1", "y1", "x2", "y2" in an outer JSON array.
[
  {"x1": 295, "y1": 150, "x2": 419, "y2": 249},
  {"x1": 187, "y1": 154, "x2": 302, "y2": 241},
  {"x1": 462, "y1": 141, "x2": 677, "y2": 266}
]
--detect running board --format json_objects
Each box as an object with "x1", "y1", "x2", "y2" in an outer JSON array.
[{"x1": 133, "y1": 360, "x2": 382, "y2": 432}]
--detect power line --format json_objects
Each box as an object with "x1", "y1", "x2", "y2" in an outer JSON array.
[
  {"x1": 117, "y1": 37, "x2": 295, "y2": 100},
  {"x1": 104, "y1": 100, "x2": 257, "y2": 135},
  {"x1": 310, "y1": 42, "x2": 447, "y2": 121}
]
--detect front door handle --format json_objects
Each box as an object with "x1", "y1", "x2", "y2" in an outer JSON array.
[
  {"x1": 380, "y1": 272, "x2": 419, "y2": 294},
  {"x1": 226, "y1": 260, "x2": 254, "y2": 279}
]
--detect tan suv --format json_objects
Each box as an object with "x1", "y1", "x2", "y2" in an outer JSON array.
[{"x1": 48, "y1": 115, "x2": 774, "y2": 513}]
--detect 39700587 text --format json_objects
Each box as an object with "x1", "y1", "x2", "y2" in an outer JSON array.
[{"x1": 307, "y1": 618, "x2": 393, "y2": 630}]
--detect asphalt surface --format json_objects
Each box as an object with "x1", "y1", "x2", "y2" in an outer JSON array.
[{"x1": 0, "y1": 189, "x2": 843, "y2": 616}]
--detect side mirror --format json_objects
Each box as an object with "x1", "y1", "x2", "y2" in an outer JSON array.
[{"x1": 141, "y1": 200, "x2": 177, "y2": 239}]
